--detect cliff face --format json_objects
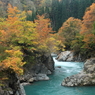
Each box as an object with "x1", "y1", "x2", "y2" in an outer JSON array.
[
  {"x1": 0, "y1": 70, "x2": 23, "y2": 95},
  {"x1": 20, "y1": 53, "x2": 54, "y2": 82}
]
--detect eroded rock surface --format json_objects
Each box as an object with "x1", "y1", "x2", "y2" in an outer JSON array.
[{"x1": 20, "y1": 53, "x2": 54, "y2": 83}]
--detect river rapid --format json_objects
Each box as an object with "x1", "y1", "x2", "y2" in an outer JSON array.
[{"x1": 24, "y1": 57, "x2": 95, "y2": 95}]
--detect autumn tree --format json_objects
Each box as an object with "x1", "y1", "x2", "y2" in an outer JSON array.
[
  {"x1": 0, "y1": 4, "x2": 64, "y2": 77},
  {"x1": 80, "y1": 3, "x2": 95, "y2": 57},
  {"x1": 35, "y1": 15, "x2": 53, "y2": 41},
  {"x1": 34, "y1": 15, "x2": 65, "y2": 53},
  {"x1": 34, "y1": 15, "x2": 53, "y2": 52},
  {"x1": 58, "y1": 17, "x2": 82, "y2": 50},
  {"x1": 71, "y1": 3, "x2": 95, "y2": 58},
  {"x1": 0, "y1": 4, "x2": 37, "y2": 75}
]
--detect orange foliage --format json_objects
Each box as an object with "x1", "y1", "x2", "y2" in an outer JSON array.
[
  {"x1": 35, "y1": 15, "x2": 54, "y2": 42},
  {"x1": 80, "y1": 3, "x2": 95, "y2": 33},
  {"x1": 27, "y1": 10, "x2": 32, "y2": 16},
  {"x1": 80, "y1": 3, "x2": 95, "y2": 48},
  {"x1": 0, "y1": 49, "x2": 25, "y2": 75},
  {"x1": 6, "y1": 4, "x2": 20, "y2": 23}
]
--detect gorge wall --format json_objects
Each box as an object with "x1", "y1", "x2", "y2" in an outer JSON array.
[
  {"x1": 0, "y1": 53, "x2": 54, "y2": 95},
  {"x1": 20, "y1": 53, "x2": 54, "y2": 83}
]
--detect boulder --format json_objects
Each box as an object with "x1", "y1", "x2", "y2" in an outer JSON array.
[
  {"x1": 56, "y1": 51, "x2": 74, "y2": 61},
  {"x1": 56, "y1": 66, "x2": 61, "y2": 68},
  {"x1": 36, "y1": 74, "x2": 49, "y2": 81},
  {"x1": 51, "y1": 53, "x2": 57, "y2": 57},
  {"x1": 28, "y1": 78, "x2": 35, "y2": 83},
  {"x1": 56, "y1": 51, "x2": 82, "y2": 62},
  {"x1": 62, "y1": 58, "x2": 95, "y2": 86}
]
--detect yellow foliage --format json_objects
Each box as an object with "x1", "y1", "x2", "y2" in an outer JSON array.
[{"x1": 0, "y1": 49, "x2": 25, "y2": 75}]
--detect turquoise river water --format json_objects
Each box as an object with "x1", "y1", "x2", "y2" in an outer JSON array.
[{"x1": 24, "y1": 57, "x2": 95, "y2": 95}]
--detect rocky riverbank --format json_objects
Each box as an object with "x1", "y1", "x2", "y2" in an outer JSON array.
[
  {"x1": 62, "y1": 58, "x2": 95, "y2": 86},
  {"x1": 0, "y1": 53, "x2": 54, "y2": 95}
]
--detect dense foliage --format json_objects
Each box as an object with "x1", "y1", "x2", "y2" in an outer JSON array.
[
  {"x1": 58, "y1": 17, "x2": 82, "y2": 50},
  {"x1": 57, "y1": 3, "x2": 95, "y2": 58},
  {"x1": 0, "y1": 4, "x2": 64, "y2": 77},
  {"x1": 0, "y1": 0, "x2": 95, "y2": 31},
  {"x1": 50, "y1": 0, "x2": 95, "y2": 31}
]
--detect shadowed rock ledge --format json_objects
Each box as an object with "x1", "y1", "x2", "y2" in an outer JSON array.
[{"x1": 20, "y1": 53, "x2": 54, "y2": 83}]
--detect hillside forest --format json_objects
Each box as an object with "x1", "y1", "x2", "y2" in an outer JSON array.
[{"x1": 0, "y1": 0, "x2": 95, "y2": 83}]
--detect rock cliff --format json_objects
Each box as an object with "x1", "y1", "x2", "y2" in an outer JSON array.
[
  {"x1": 62, "y1": 58, "x2": 95, "y2": 86},
  {"x1": 20, "y1": 53, "x2": 54, "y2": 83},
  {"x1": 0, "y1": 53, "x2": 54, "y2": 95},
  {"x1": 0, "y1": 70, "x2": 25, "y2": 95}
]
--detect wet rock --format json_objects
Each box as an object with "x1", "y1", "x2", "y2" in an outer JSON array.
[
  {"x1": 56, "y1": 66, "x2": 61, "y2": 68},
  {"x1": 36, "y1": 74, "x2": 49, "y2": 81},
  {"x1": 51, "y1": 53, "x2": 57, "y2": 57},
  {"x1": 47, "y1": 70, "x2": 52, "y2": 75},
  {"x1": 28, "y1": 78, "x2": 35, "y2": 83},
  {"x1": 21, "y1": 83, "x2": 31, "y2": 86}
]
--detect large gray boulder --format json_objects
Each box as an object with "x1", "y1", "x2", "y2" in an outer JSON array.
[
  {"x1": 56, "y1": 51, "x2": 82, "y2": 62},
  {"x1": 56, "y1": 51, "x2": 74, "y2": 61},
  {"x1": 62, "y1": 58, "x2": 95, "y2": 86}
]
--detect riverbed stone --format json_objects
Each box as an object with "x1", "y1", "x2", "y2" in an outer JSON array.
[
  {"x1": 56, "y1": 66, "x2": 61, "y2": 68},
  {"x1": 28, "y1": 78, "x2": 35, "y2": 83},
  {"x1": 61, "y1": 58, "x2": 95, "y2": 86},
  {"x1": 36, "y1": 74, "x2": 49, "y2": 81}
]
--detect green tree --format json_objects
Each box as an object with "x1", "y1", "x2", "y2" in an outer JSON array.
[{"x1": 58, "y1": 17, "x2": 82, "y2": 50}]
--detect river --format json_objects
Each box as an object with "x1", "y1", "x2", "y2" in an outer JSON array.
[{"x1": 24, "y1": 57, "x2": 95, "y2": 95}]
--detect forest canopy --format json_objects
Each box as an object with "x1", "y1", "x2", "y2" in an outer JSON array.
[{"x1": 57, "y1": 3, "x2": 95, "y2": 59}]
